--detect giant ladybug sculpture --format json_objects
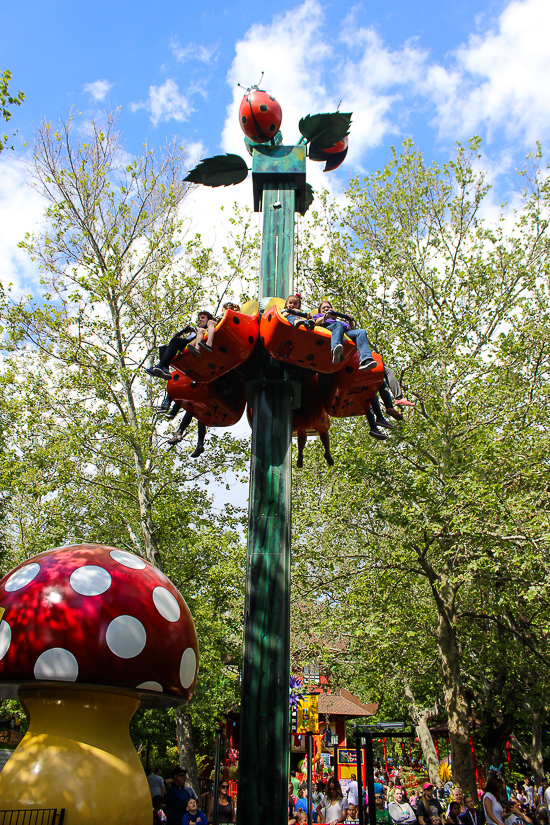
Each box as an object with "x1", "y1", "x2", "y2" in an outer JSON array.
[{"x1": 239, "y1": 86, "x2": 283, "y2": 144}]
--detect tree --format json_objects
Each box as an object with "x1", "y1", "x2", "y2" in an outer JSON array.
[
  {"x1": 291, "y1": 139, "x2": 550, "y2": 792},
  {"x1": 3, "y1": 111, "x2": 254, "y2": 778},
  {"x1": 0, "y1": 69, "x2": 24, "y2": 152}
]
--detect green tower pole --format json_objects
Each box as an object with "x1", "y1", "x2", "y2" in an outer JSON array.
[{"x1": 237, "y1": 145, "x2": 306, "y2": 825}]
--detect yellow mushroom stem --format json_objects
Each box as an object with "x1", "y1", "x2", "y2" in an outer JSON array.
[{"x1": 0, "y1": 685, "x2": 151, "y2": 824}]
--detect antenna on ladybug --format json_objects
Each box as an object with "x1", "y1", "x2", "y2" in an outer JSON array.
[
  {"x1": 336, "y1": 99, "x2": 342, "y2": 111},
  {"x1": 237, "y1": 72, "x2": 265, "y2": 93}
]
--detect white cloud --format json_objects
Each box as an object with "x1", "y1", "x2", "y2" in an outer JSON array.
[
  {"x1": 130, "y1": 79, "x2": 193, "y2": 126},
  {"x1": 0, "y1": 155, "x2": 45, "y2": 297},
  {"x1": 83, "y1": 79, "x2": 113, "y2": 101},
  {"x1": 425, "y1": 0, "x2": 550, "y2": 146},
  {"x1": 170, "y1": 39, "x2": 218, "y2": 64}
]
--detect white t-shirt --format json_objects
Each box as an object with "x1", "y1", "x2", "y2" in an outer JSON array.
[
  {"x1": 322, "y1": 799, "x2": 348, "y2": 823},
  {"x1": 347, "y1": 782, "x2": 359, "y2": 806},
  {"x1": 483, "y1": 793, "x2": 504, "y2": 825}
]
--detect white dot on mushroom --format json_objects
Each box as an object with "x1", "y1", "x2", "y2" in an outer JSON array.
[
  {"x1": 180, "y1": 647, "x2": 197, "y2": 689},
  {"x1": 70, "y1": 565, "x2": 112, "y2": 596},
  {"x1": 106, "y1": 615, "x2": 147, "y2": 659},
  {"x1": 0, "y1": 621, "x2": 11, "y2": 661},
  {"x1": 109, "y1": 549, "x2": 146, "y2": 570},
  {"x1": 34, "y1": 648, "x2": 79, "y2": 681},
  {"x1": 5, "y1": 563, "x2": 41, "y2": 592},
  {"x1": 152, "y1": 586, "x2": 181, "y2": 622}
]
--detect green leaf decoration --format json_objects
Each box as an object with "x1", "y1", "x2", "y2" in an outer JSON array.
[
  {"x1": 184, "y1": 154, "x2": 249, "y2": 187},
  {"x1": 298, "y1": 112, "x2": 352, "y2": 149},
  {"x1": 300, "y1": 183, "x2": 314, "y2": 215}
]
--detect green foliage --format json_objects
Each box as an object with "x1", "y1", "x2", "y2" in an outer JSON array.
[
  {"x1": 0, "y1": 69, "x2": 24, "y2": 151},
  {"x1": 1, "y1": 111, "x2": 252, "y2": 756},
  {"x1": 292, "y1": 138, "x2": 550, "y2": 778}
]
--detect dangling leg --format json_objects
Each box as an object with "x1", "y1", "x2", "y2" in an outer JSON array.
[
  {"x1": 319, "y1": 431, "x2": 334, "y2": 466},
  {"x1": 367, "y1": 398, "x2": 387, "y2": 441},
  {"x1": 168, "y1": 401, "x2": 181, "y2": 420},
  {"x1": 296, "y1": 433, "x2": 307, "y2": 468},
  {"x1": 190, "y1": 422, "x2": 207, "y2": 458},
  {"x1": 167, "y1": 410, "x2": 194, "y2": 445}
]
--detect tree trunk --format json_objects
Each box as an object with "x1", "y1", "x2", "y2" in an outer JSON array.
[
  {"x1": 436, "y1": 602, "x2": 477, "y2": 796},
  {"x1": 176, "y1": 708, "x2": 199, "y2": 794},
  {"x1": 404, "y1": 684, "x2": 441, "y2": 787},
  {"x1": 419, "y1": 558, "x2": 477, "y2": 797},
  {"x1": 510, "y1": 703, "x2": 546, "y2": 785}
]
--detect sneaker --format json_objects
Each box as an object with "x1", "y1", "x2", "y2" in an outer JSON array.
[
  {"x1": 186, "y1": 344, "x2": 201, "y2": 358},
  {"x1": 394, "y1": 397, "x2": 415, "y2": 407},
  {"x1": 358, "y1": 358, "x2": 377, "y2": 371},
  {"x1": 369, "y1": 427, "x2": 388, "y2": 440},
  {"x1": 386, "y1": 407, "x2": 404, "y2": 421},
  {"x1": 331, "y1": 343, "x2": 344, "y2": 364},
  {"x1": 145, "y1": 365, "x2": 171, "y2": 380},
  {"x1": 307, "y1": 319, "x2": 316, "y2": 330},
  {"x1": 167, "y1": 432, "x2": 183, "y2": 445},
  {"x1": 376, "y1": 417, "x2": 395, "y2": 429},
  {"x1": 191, "y1": 444, "x2": 205, "y2": 458},
  {"x1": 198, "y1": 341, "x2": 213, "y2": 352}
]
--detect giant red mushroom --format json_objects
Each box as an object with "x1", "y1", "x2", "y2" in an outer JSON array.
[{"x1": 0, "y1": 543, "x2": 199, "y2": 824}]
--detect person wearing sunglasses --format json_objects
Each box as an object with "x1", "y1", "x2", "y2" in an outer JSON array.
[{"x1": 207, "y1": 780, "x2": 235, "y2": 823}]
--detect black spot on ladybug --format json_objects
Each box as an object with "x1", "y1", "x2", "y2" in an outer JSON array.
[
  {"x1": 190, "y1": 381, "x2": 197, "y2": 388},
  {"x1": 267, "y1": 315, "x2": 272, "y2": 322},
  {"x1": 173, "y1": 373, "x2": 180, "y2": 381},
  {"x1": 219, "y1": 346, "x2": 228, "y2": 354},
  {"x1": 269, "y1": 123, "x2": 276, "y2": 131},
  {"x1": 248, "y1": 336, "x2": 254, "y2": 343},
  {"x1": 345, "y1": 366, "x2": 353, "y2": 374},
  {"x1": 242, "y1": 116, "x2": 247, "y2": 123},
  {"x1": 233, "y1": 317, "x2": 240, "y2": 324},
  {"x1": 315, "y1": 339, "x2": 325, "y2": 347},
  {"x1": 208, "y1": 363, "x2": 216, "y2": 369},
  {"x1": 259, "y1": 104, "x2": 268, "y2": 112},
  {"x1": 306, "y1": 354, "x2": 315, "y2": 361},
  {"x1": 261, "y1": 336, "x2": 265, "y2": 344}
]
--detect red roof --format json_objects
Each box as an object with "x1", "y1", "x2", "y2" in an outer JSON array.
[{"x1": 317, "y1": 690, "x2": 380, "y2": 719}]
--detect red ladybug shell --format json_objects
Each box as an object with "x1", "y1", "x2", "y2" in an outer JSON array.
[
  {"x1": 324, "y1": 136, "x2": 348, "y2": 154},
  {"x1": 239, "y1": 89, "x2": 282, "y2": 143}
]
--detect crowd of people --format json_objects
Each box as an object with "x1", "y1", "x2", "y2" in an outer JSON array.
[
  {"x1": 283, "y1": 770, "x2": 550, "y2": 825},
  {"x1": 147, "y1": 764, "x2": 550, "y2": 825}
]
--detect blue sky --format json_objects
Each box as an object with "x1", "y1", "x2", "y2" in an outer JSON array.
[{"x1": 2, "y1": 0, "x2": 550, "y2": 292}]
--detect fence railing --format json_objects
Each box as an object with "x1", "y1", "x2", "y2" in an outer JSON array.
[{"x1": 0, "y1": 810, "x2": 65, "y2": 825}]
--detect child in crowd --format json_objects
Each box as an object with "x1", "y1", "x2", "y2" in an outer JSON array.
[
  {"x1": 152, "y1": 795, "x2": 167, "y2": 824},
  {"x1": 181, "y1": 797, "x2": 208, "y2": 825},
  {"x1": 346, "y1": 803, "x2": 360, "y2": 824},
  {"x1": 281, "y1": 294, "x2": 315, "y2": 329}
]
